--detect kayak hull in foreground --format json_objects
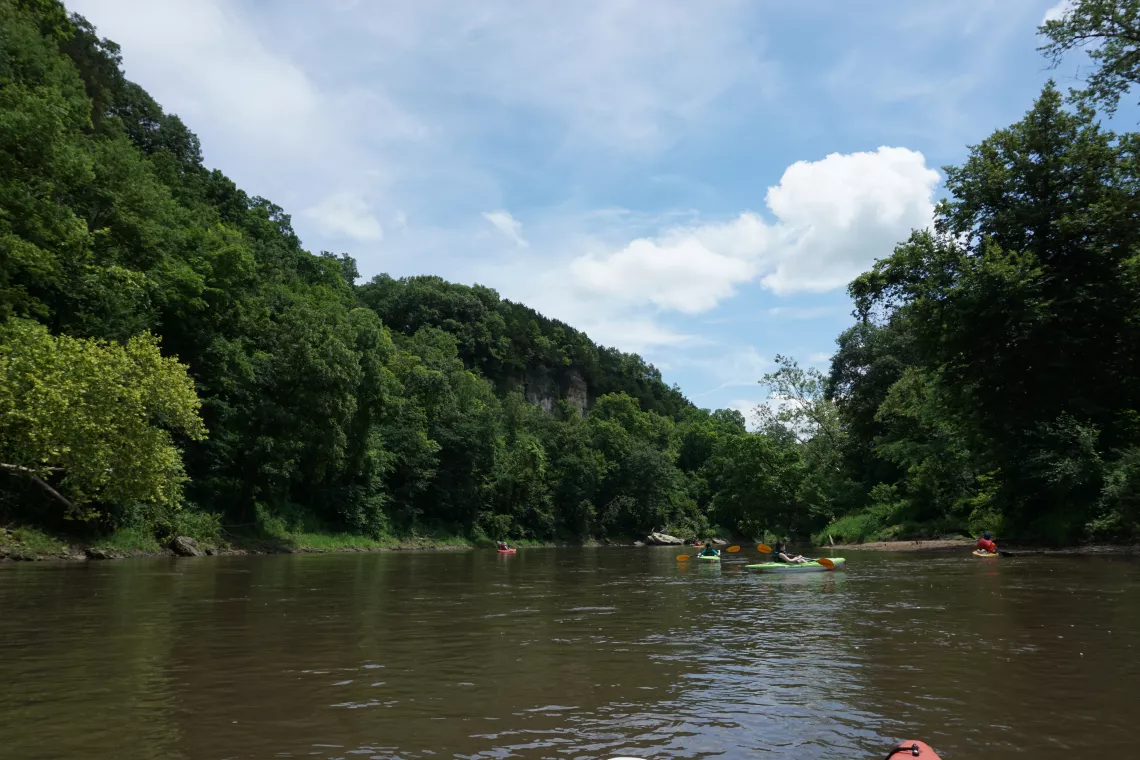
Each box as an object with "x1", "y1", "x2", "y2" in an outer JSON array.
[
  {"x1": 972, "y1": 550, "x2": 998, "y2": 558},
  {"x1": 607, "y1": 739, "x2": 939, "y2": 760},
  {"x1": 886, "y1": 740, "x2": 942, "y2": 759},
  {"x1": 696, "y1": 554, "x2": 721, "y2": 562},
  {"x1": 497, "y1": 548, "x2": 516, "y2": 555},
  {"x1": 745, "y1": 558, "x2": 845, "y2": 573}
]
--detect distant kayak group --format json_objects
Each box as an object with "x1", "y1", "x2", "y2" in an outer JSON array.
[{"x1": 678, "y1": 540, "x2": 845, "y2": 573}]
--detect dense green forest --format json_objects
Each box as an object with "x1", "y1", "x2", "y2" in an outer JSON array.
[{"x1": 2, "y1": 0, "x2": 1139, "y2": 552}]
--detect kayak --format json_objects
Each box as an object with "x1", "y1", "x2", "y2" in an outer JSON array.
[
  {"x1": 972, "y1": 550, "x2": 999, "y2": 558},
  {"x1": 746, "y1": 558, "x2": 845, "y2": 573},
  {"x1": 696, "y1": 553, "x2": 721, "y2": 562},
  {"x1": 609, "y1": 739, "x2": 939, "y2": 760},
  {"x1": 497, "y1": 548, "x2": 516, "y2": 555},
  {"x1": 885, "y1": 740, "x2": 942, "y2": 758}
]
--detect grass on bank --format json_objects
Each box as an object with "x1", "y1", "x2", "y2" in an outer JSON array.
[{"x1": 0, "y1": 525, "x2": 68, "y2": 559}]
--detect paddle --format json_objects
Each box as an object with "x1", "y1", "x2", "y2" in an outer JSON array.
[{"x1": 678, "y1": 543, "x2": 740, "y2": 562}]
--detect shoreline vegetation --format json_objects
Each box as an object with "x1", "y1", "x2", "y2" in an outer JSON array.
[
  {"x1": 3, "y1": 523, "x2": 1135, "y2": 563},
  {"x1": 4, "y1": 1, "x2": 1140, "y2": 553}
]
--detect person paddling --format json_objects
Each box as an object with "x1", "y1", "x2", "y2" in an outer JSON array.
[
  {"x1": 773, "y1": 540, "x2": 808, "y2": 564},
  {"x1": 498, "y1": 541, "x2": 511, "y2": 551},
  {"x1": 975, "y1": 532, "x2": 997, "y2": 555},
  {"x1": 698, "y1": 541, "x2": 720, "y2": 558}
]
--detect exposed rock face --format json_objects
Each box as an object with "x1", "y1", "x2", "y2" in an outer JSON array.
[
  {"x1": 646, "y1": 532, "x2": 685, "y2": 546},
  {"x1": 710, "y1": 537, "x2": 728, "y2": 546},
  {"x1": 170, "y1": 536, "x2": 203, "y2": 557},
  {"x1": 517, "y1": 368, "x2": 591, "y2": 417},
  {"x1": 85, "y1": 547, "x2": 117, "y2": 560},
  {"x1": 524, "y1": 371, "x2": 558, "y2": 414},
  {"x1": 564, "y1": 370, "x2": 589, "y2": 417}
]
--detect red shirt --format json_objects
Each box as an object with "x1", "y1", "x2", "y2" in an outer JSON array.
[{"x1": 976, "y1": 538, "x2": 997, "y2": 553}]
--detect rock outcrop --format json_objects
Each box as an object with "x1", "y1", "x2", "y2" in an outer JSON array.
[
  {"x1": 170, "y1": 536, "x2": 203, "y2": 557},
  {"x1": 85, "y1": 547, "x2": 118, "y2": 560},
  {"x1": 646, "y1": 532, "x2": 685, "y2": 546},
  {"x1": 564, "y1": 370, "x2": 589, "y2": 417}
]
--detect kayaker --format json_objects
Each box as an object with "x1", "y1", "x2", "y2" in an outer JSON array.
[
  {"x1": 498, "y1": 541, "x2": 511, "y2": 551},
  {"x1": 698, "y1": 542, "x2": 720, "y2": 558},
  {"x1": 975, "y1": 532, "x2": 997, "y2": 555},
  {"x1": 773, "y1": 540, "x2": 808, "y2": 564}
]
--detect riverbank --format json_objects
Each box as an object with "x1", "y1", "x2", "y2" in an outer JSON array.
[
  {"x1": 0, "y1": 524, "x2": 619, "y2": 562},
  {"x1": 826, "y1": 537, "x2": 1140, "y2": 555}
]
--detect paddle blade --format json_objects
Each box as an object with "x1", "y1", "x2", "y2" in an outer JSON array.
[
  {"x1": 676, "y1": 555, "x2": 690, "y2": 562},
  {"x1": 726, "y1": 545, "x2": 741, "y2": 553},
  {"x1": 816, "y1": 558, "x2": 835, "y2": 569},
  {"x1": 756, "y1": 544, "x2": 772, "y2": 554}
]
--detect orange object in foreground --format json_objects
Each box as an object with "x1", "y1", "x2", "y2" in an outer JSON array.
[{"x1": 883, "y1": 740, "x2": 941, "y2": 759}]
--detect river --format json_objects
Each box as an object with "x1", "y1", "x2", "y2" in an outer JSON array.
[{"x1": 1, "y1": 548, "x2": 1137, "y2": 759}]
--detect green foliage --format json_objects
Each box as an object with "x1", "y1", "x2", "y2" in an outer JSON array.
[
  {"x1": 9, "y1": 1, "x2": 1140, "y2": 553},
  {"x1": 1039, "y1": 0, "x2": 1140, "y2": 117},
  {"x1": 0, "y1": 318, "x2": 205, "y2": 521},
  {"x1": 828, "y1": 79, "x2": 1140, "y2": 544},
  {"x1": 2, "y1": 0, "x2": 792, "y2": 548}
]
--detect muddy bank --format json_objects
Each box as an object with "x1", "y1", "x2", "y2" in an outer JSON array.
[
  {"x1": 0, "y1": 525, "x2": 619, "y2": 563},
  {"x1": 825, "y1": 537, "x2": 1140, "y2": 555}
]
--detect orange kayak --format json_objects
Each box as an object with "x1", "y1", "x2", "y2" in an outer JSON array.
[
  {"x1": 497, "y1": 548, "x2": 516, "y2": 554},
  {"x1": 883, "y1": 740, "x2": 942, "y2": 759}
]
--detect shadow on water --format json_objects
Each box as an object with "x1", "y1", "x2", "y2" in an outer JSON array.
[{"x1": 1, "y1": 548, "x2": 1137, "y2": 759}]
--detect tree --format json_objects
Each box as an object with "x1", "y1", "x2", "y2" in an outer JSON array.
[
  {"x1": 0, "y1": 318, "x2": 205, "y2": 521},
  {"x1": 1040, "y1": 0, "x2": 1140, "y2": 117}
]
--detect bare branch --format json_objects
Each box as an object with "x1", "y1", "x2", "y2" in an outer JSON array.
[{"x1": 0, "y1": 463, "x2": 74, "y2": 510}]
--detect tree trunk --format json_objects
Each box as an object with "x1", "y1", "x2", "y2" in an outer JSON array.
[{"x1": 0, "y1": 463, "x2": 74, "y2": 511}]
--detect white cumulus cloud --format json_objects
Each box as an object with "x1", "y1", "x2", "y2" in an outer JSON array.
[
  {"x1": 762, "y1": 146, "x2": 940, "y2": 293},
  {"x1": 569, "y1": 220, "x2": 766, "y2": 314},
  {"x1": 565, "y1": 146, "x2": 940, "y2": 312},
  {"x1": 483, "y1": 211, "x2": 528, "y2": 247},
  {"x1": 1042, "y1": 0, "x2": 1074, "y2": 23},
  {"x1": 304, "y1": 193, "x2": 384, "y2": 242}
]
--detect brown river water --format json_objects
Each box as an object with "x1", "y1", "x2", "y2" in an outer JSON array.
[{"x1": 1, "y1": 548, "x2": 1137, "y2": 759}]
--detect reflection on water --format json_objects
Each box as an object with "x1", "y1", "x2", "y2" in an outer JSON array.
[{"x1": 1, "y1": 548, "x2": 1137, "y2": 759}]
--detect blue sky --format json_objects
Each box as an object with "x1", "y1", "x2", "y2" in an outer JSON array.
[{"x1": 71, "y1": 0, "x2": 1113, "y2": 423}]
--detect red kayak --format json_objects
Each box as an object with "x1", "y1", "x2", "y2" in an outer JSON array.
[
  {"x1": 607, "y1": 741, "x2": 941, "y2": 760},
  {"x1": 497, "y1": 548, "x2": 516, "y2": 554},
  {"x1": 607, "y1": 740, "x2": 940, "y2": 760},
  {"x1": 883, "y1": 740, "x2": 941, "y2": 759}
]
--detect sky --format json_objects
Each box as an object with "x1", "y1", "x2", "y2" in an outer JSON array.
[{"x1": 68, "y1": 0, "x2": 1112, "y2": 422}]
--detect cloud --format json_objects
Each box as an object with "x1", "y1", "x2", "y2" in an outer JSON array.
[
  {"x1": 766, "y1": 306, "x2": 842, "y2": 320},
  {"x1": 1042, "y1": 0, "x2": 1073, "y2": 23},
  {"x1": 727, "y1": 398, "x2": 766, "y2": 432},
  {"x1": 569, "y1": 218, "x2": 767, "y2": 314},
  {"x1": 809, "y1": 351, "x2": 833, "y2": 364},
  {"x1": 341, "y1": 1, "x2": 776, "y2": 154},
  {"x1": 70, "y1": 0, "x2": 325, "y2": 157},
  {"x1": 303, "y1": 193, "x2": 384, "y2": 242},
  {"x1": 761, "y1": 147, "x2": 940, "y2": 292},
  {"x1": 564, "y1": 146, "x2": 939, "y2": 313},
  {"x1": 690, "y1": 347, "x2": 772, "y2": 397},
  {"x1": 482, "y1": 211, "x2": 528, "y2": 247}
]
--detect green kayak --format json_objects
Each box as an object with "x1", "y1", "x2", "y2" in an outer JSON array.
[
  {"x1": 696, "y1": 553, "x2": 721, "y2": 562},
  {"x1": 745, "y1": 558, "x2": 845, "y2": 573}
]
